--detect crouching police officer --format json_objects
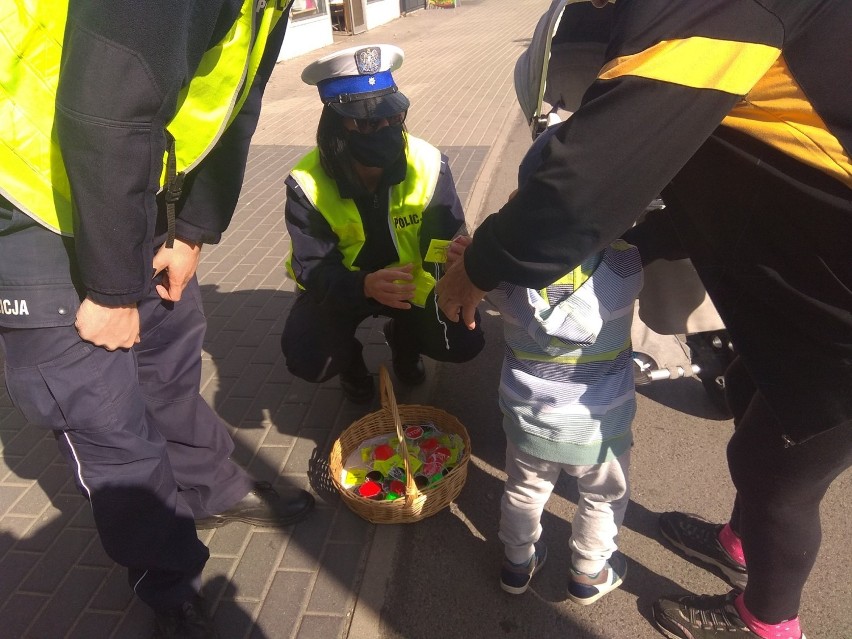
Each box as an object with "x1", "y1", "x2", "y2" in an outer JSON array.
[
  {"x1": 282, "y1": 44, "x2": 485, "y2": 402},
  {"x1": 1, "y1": 1, "x2": 313, "y2": 636}
]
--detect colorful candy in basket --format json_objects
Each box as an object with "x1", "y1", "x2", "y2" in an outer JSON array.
[{"x1": 340, "y1": 421, "x2": 465, "y2": 501}]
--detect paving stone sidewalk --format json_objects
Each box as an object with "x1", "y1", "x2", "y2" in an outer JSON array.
[{"x1": 0, "y1": 2, "x2": 546, "y2": 638}]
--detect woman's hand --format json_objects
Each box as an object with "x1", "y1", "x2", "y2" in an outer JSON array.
[
  {"x1": 446, "y1": 235, "x2": 472, "y2": 266},
  {"x1": 435, "y1": 258, "x2": 484, "y2": 330},
  {"x1": 364, "y1": 263, "x2": 417, "y2": 309}
]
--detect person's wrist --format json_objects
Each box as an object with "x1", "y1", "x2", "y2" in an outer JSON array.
[{"x1": 176, "y1": 237, "x2": 202, "y2": 251}]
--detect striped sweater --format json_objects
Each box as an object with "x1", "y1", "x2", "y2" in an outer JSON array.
[{"x1": 488, "y1": 240, "x2": 643, "y2": 466}]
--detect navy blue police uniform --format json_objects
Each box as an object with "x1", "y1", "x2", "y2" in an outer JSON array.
[
  {"x1": 282, "y1": 45, "x2": 485, "y2": 401},
  {"x1": 0, "y1": 0, "x2": 313, "y2": 624}
]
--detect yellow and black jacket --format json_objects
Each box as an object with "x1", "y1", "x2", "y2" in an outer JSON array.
[
  {"x1": 469, "y1": 0, "x2": 850, "y2": 291},
  {"x1": 467, "y1": 0, "x2": 852, "y2": 437}
]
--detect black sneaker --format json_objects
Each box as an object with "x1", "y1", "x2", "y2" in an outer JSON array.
[
  {"x1": 383, "y1": 320, "x2": 425, "y2": 385},
  {"x1": 152, "y1": 596, "x2": 218, "y2": 638},
  {"x1": 500, "y1": 541, "x2": 547, "y2": 594},
  {"x1": 659, "y1": 512, "x2": 748, "y2": 589},
  {"x1": 195, "y1": 482, "x2": 315, "y2": 529},
  {"x1": 567, "y1": 552, "x2": 627, "y2": 605},
  {"x1": 339, "y1": 348, "x2": 375, "y2": 404},
  {"x1": 653, "y1": 590, "x2": 807, "y2": 639}
]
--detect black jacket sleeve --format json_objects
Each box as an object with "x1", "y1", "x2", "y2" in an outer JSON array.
[
  {"x1": 621, "y1": 206, "x2": 689, "y2": 266},
  {"x1": 54, "y1": 0, "x2": 273, "y2": 306},
  {"x1": 285, "y1": 177, "x2": 371, "y2": 311},
  {"x1": 464, "y1": 0, "x2": 782, "y2": 291},
  {"x1": 175, "y1": 14, "x2": 289, "y2": 245}
]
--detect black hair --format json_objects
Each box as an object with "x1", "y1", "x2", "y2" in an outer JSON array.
[{"x1": 316, "y1": 106, "x2": 362, "y2": 186}]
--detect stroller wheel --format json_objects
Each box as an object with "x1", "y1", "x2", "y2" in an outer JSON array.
[
  {"x1": 687, "y1": 332, "x2": 734, "y2": 419},
  {"x1": 699, "y1": 371, "x2": 731, "y2": 417}
]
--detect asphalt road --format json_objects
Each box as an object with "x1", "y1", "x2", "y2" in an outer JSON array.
[{"x1": 370, "y1": 109, "x2": 851, "y2": 639}]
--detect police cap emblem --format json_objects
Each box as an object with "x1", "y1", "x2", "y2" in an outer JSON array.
[{"x1": 355, "y1": 47, "x2": 381, "y2": 75}]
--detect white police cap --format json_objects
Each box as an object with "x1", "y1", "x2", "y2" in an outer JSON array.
[{"x1": 301, "y1": 44, "x2": 410, "y2": 120}]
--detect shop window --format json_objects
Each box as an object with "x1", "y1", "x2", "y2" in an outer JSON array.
[{"x1": 292, "y1": 0, "x2": 327, "y2": 20}]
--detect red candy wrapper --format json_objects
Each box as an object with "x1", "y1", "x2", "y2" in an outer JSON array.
[
  {"x1": 357, "y1": 480, "x2": 383, "y2": 500},
  {"x1": 422, "y1": 461, "x2": 443, "y2": 477},
  {"x1": 372, "y1": 443, "x2": 395, "y2": 461},
  {"x1": 419, "y1": 437, "x2": 439, "y2": 454},
  {"x1": 403, "y1": 424, "x2": 424, "y2": 440}
]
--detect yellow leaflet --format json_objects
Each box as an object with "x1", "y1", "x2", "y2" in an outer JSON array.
[{"x1": 425, "y1": 239, "x2": 452, "y2": 263}]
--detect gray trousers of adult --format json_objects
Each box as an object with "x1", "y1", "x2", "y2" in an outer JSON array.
[{"x1": 0, "y1": 207, "x2": 253, "y2": 611}]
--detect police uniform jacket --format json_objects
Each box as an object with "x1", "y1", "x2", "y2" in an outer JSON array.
[
  {"x1": 1, "y1": 0, "x2": 288, "y2": 308},
  {"x1": 285, "y1": 143, "x2": 465, "y2": 312}
]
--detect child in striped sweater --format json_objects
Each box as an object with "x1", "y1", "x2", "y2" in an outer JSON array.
[{"x1": 448, "y1": 125, "x2": 642, "y2": 604}]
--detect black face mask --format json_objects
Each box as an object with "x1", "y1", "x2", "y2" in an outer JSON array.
[{"x1": 347, "y1": 125, "x2": 405, "y2": 168}]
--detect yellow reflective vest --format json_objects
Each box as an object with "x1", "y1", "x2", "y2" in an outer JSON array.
[
  {"x1": 287, "y1": 135, "x2": 443, "y2": 308},
  {"x1": 0, "y1": 0, "x2": 284, "y2": 235}
]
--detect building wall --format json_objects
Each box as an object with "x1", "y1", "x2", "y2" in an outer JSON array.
[
  {"x1": 366, "y1": 0, "x2": 401, "y2": 30},
  {"x1": 278, "y1": 13, "x2": 334, "y2": 61},
  {"x1": 278, "y1": 0, "x2": 402, "y2": 62}
]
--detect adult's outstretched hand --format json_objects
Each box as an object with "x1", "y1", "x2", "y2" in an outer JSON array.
[{"x1": 435, "y1": 257, "x2": 484, "y2": 330}]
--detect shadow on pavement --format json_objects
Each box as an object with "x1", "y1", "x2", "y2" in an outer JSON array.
[
  {"x1": 0, "y1": 418, "x2": 262, "y2": 638},
  {"x1": 637, "y1": 376, "x2": 731, "y2": 422},
  {"x1": 374, "y1": 311, "x2": 690, "y2": 639},
  {"x1": 0, "y1": 283, "x2": 374, "y2": 638}
]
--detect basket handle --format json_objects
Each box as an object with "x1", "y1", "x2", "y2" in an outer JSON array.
[{"x1": 379, "y1": 366, "x2": 419, "y2": 507}]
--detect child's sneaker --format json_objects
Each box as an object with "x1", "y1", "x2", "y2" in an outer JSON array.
[
  {"x1": 500, "y1": 541, "x2": 547, "y2": 594},
  {"x1": 567, "y1": 552, "x2": 627, "y2": 605}
]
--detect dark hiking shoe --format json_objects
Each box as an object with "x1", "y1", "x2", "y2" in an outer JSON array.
[
  {"x1": 500, "y1": 541, "x2": 547, "y2": 594},
  {"x1": 383, "y1": 319, "x2": 425, "y2": 385},
  {"x1": 659, "y1": 512, "x2": 748, "y2": 589},
  {"x1": 195, "y1": 482, "x2": 314, "y2": 529},
  {"x1": 653, "y1": 590, "x2": 807, "y2": 639},
  {"x1": 152, "y1": 596, "x2": 218, "y2": 638}
]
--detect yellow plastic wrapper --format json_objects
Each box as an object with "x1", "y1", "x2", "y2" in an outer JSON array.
[{"x1": 342, "y1": 467, "x2": 369, "y2": 488}]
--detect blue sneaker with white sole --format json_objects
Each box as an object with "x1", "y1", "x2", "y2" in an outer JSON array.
[
  {"x1": 567, "y1": 552, "x2": 627, "y2": 605},
  {"x1": 500, "y1": 541, "x2": 547, "y2": 595}
]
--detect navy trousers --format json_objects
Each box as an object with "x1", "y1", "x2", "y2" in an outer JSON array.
[
  {"x1": 0, "y1": 207, "x2": 253, "y2": 611},
  {"x1": 282, "y1": 288, "x2": 485, "y2": 382}
]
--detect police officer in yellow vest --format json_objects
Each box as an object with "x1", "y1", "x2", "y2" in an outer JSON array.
[
  {"x1": 283, "y1": 45, "x2": 485, "y2": 403},
  {"x1": 0, "y1": 2, "x2": 313, "y2": 636}
]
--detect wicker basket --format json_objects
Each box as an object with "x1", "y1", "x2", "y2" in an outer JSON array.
[{"x1": 329, "y1": 366, "x2": 470, "y2": 524}]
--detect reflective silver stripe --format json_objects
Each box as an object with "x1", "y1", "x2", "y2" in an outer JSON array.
[{"x1": 61, "y1": 431, "x2": 92, "y2": 501}]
